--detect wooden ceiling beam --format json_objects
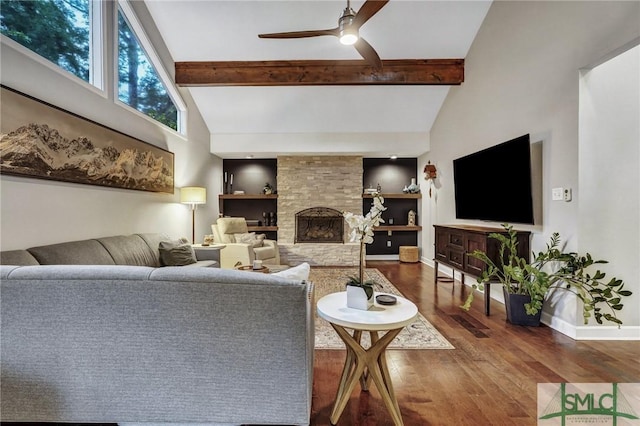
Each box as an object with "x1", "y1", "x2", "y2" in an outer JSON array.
[{"x1": 175, "y1": 59, "x2": 464, "y2": 86}]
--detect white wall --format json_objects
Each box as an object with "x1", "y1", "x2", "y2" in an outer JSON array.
[
  {"x1": 0, "y1": 2, "x2": 222, "y2": 250},
  {"x1": 578, "y1": 45, "x2": 640, "y2": 338},
  {"x1": 420, "y1": 1, "x2": 640, "y2": 338}
]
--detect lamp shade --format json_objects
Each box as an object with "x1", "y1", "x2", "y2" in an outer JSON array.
[{"x1": 180, "y1": 187, "x2": 206, "y2": 205}]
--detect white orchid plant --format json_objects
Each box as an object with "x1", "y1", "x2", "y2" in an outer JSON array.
[{"x1": 343, "y1": 193, "x2": 387, "y2": 296}]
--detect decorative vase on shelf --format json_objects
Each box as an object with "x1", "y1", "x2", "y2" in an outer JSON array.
[
  {"x1": 346, "y1": 284, "x2": 374, "y2": 310},
  {"x1": 407, "y1": 178, "x2": 420, "y2": 194},
  {"x1": 263, "y1": 182, "x2": 273, "y2": 195}
]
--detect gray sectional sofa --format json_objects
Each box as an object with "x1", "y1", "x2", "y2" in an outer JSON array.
[{"x1": 0, "y1": 234, "x2": 314, "y2": 425}]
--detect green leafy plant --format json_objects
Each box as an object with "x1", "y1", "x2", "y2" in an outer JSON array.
[
  {"x1": 461, "y1": 224, "x2": 632, "y2": 326},
  {"x1": 346, "y1": 275, "x2": 375, "y2": 299}
]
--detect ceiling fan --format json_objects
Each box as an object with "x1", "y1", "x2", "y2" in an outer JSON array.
[{"x1": 258, "y1": 0, "x2": 389, "y2": 70}]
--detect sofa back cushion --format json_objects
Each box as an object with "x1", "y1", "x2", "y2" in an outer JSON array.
[
  {"x1": 0, "y1": 250, "x2": 40, "y2": 266},
  {"x1": 136, "y1": 233, "x2": 170, "y2": 266},
  {"x1": 97, "y1": 235, "x2": 160, "y2": 267},
  {"x1": 28, "y1": 240, "x2": 116, "y2": 265}
]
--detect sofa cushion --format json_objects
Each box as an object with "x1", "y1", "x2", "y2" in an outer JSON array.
[
  {"x1": 182, "y1": 260, "x2": 219, "y2": 268},
  {"x1": 272, "y1": 262, "x2": 311, "y2": 281},
  {"x1": 158, "y1": 239, "x2": 197, "y2": 266},
  {"x1": 28, "y1": 240, "x2": 116, "y2": 265},
  {"x1": 97, "y1": 235, "x2": 159, "y2": 267},
  {"x1": 136, "y1": 233, "x2": 170, "y2": 266},
  {"x1": 0, "y1": 250, "x2": 40, "y2": 266}
]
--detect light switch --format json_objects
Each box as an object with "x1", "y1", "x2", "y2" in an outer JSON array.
[{"x1": 552, "y1": 188, "x2": 564, "y2": 201}]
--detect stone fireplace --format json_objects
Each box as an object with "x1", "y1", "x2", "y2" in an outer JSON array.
[
  {"x1": 277, "y1": 156, "x2": 362, "y2": 266},
  {"x1": 295, "y1": 207, "x2": 344, "y2": 243}
]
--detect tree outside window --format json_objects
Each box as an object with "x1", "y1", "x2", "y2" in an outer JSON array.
[
  {"x1": 0, "y1": 0, "x2": 90, "y2": 82},
  {"x1": 1, "y1": 1, "x2": 179, "y2": 131},
  {"x1": 118, "y1": 11, "x2": 177, "y2": 131}
]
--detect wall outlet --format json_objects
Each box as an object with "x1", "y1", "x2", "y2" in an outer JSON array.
[
  {"x1": 563, "y1": 188, "x2": 572, "y2": 202},
  {"x1": 552, "y1": 187, "x2": 564, "y2": 201},
  {"x1": 387, "y1": 241, "x2": 392, "y2": 247}
]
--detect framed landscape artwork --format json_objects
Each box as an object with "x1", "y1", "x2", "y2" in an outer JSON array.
[{"x1": 0, "y1": 86, "x2": 174, "y2": 194}]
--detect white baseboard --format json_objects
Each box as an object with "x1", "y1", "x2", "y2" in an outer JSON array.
[
  {"x1": 421, "y1": 257, "x2": 434, "y2": 268},
  {"x1": 366, "y1": 255, "x2": 399, "y2": 261},
  {"x1": 542, "y1": 311, "x2": 640, "y2": 340}
]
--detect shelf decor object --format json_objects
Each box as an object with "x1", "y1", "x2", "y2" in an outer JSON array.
[
  {"x1": 180, "y1": 186, "x2": 207, "y2": 243},
  {"x1": 424, "y1": 161, "x2": 438, "y2": 198}
]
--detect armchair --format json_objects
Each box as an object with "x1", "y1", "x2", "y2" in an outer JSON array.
[{"x1": 212, "y1": 217, "x2": 280, "y2": 269}]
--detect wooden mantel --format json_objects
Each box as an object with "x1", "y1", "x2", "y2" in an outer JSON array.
[{"x1": 175, "y1": 59, "x2": 464, "y2": 86}]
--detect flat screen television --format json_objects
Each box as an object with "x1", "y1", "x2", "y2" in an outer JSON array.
[{"x1": 453, "y1": 134, "x2": 534, "y2": 224}]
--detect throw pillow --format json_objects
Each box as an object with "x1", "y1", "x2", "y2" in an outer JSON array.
[
  {"x1": 234, "y1": 232, "x2": 263, "y2": 248},
  {"x1": 272, "y1": 263, "x2": 311, "y2": 281},
  {"x1": 158, "y1": 238, "x2": 197, "y2": 266}
]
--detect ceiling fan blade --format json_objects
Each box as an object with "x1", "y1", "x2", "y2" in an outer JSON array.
[
  {"x1": 354, "y1": 37, "x2": 382, "y2": 70},
  {"x1": 259, "y1": 28, "x2": 339, "y2": 39},
  {"x1": 352, "y1": 0, "x2": 389, "y2": 28}
]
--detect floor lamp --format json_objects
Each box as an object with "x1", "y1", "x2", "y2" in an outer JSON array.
[{"x1": 180, "y1": 187, "x2": 207, "y2": 244}]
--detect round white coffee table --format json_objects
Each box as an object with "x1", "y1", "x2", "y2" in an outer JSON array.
[{"x1": 317, "y1": 291, "x2": 418, "y2": 426}]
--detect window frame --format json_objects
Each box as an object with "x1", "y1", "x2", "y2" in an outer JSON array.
[
  {"x1": 0, "y1": 0, "x2": 186, "y2": 134},
  {"x1": 116, "y1": 0, "x2": 186, "y2": 134},
  {"x1": 90, "y1": 0, "x2": 106, "y2": 91},
  {"x1": 0, "y1": 0, "x2": 106, "y2": 97}
]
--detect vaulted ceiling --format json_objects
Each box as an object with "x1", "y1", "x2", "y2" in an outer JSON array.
[{"x1": 145, "y1": 1, "x2": 492, "y2": 158}]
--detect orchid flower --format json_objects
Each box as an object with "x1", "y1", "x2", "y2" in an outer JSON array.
[{"x1": 343, "y1": 193, "x2": 386, "y2": 285}]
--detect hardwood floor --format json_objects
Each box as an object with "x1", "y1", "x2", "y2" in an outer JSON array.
[{"x1": 311, "y1": 261, "x2": 640, "y2": 425}]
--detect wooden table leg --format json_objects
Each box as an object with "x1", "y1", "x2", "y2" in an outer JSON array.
[
  {"x1": 485, "y1": 282, "x2": 491, "y2": 315},
  {"x1": 328, "y1": 324, "x2": 405, "y2": 426}
]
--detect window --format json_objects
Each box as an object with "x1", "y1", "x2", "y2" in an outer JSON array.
[
  {"x1": 0, "y1": 0, "x2": 91, "y2": 82},
  {"x1": 117, "y1": 9, "x2": 178, "y2": 131},
  {"x1": 1, "y1": 0, "x2": 183, "y2": 132}
]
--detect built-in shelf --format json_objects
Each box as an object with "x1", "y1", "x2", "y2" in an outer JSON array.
[
  {"x1": 219, "y1": 194, "x2": 278, "y2": 200},
  {"x1": 362, "y1": 193, "x2": 422, "y2": 199},
  {"x1": 248, "y1": 226, "x2": 278, "y2": 232},
  {"x1": 373, "y1": 225, "x2": 422, "y2": 232}
]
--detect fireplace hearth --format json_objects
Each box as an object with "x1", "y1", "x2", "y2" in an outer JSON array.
[{"x1": 295, "y1": 207, "x2": 344, "y2": 244}]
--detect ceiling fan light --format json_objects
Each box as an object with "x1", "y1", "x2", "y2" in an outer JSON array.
[
  {"x1": 338, "y1": 6, "x2": 357, "y2": 45},
  {"x1": 339, "y1": 31, "x2": 358, "y2": 45}
]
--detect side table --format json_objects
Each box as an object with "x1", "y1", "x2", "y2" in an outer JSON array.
[
  {"x1": 317, "y1": 291, "x2": 418, "y2": 426},
  {"x1": 191, "y1": 244, "x2": 225, "y2": 263}
]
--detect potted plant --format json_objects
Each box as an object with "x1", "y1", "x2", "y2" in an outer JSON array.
[
  {"x1": 343, "y1": 193, "x2": 386, "y2": 310},
  {"x1": 461, "y1": 224, "x2": 632, "y2": 326}
]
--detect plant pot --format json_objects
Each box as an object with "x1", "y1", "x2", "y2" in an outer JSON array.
[
  {"x1": 503, "y1": 288, "x2": 541, "y2": 326},
  {"x1": 346, "y1": 285, "x2": 374, "y2": 310}
]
